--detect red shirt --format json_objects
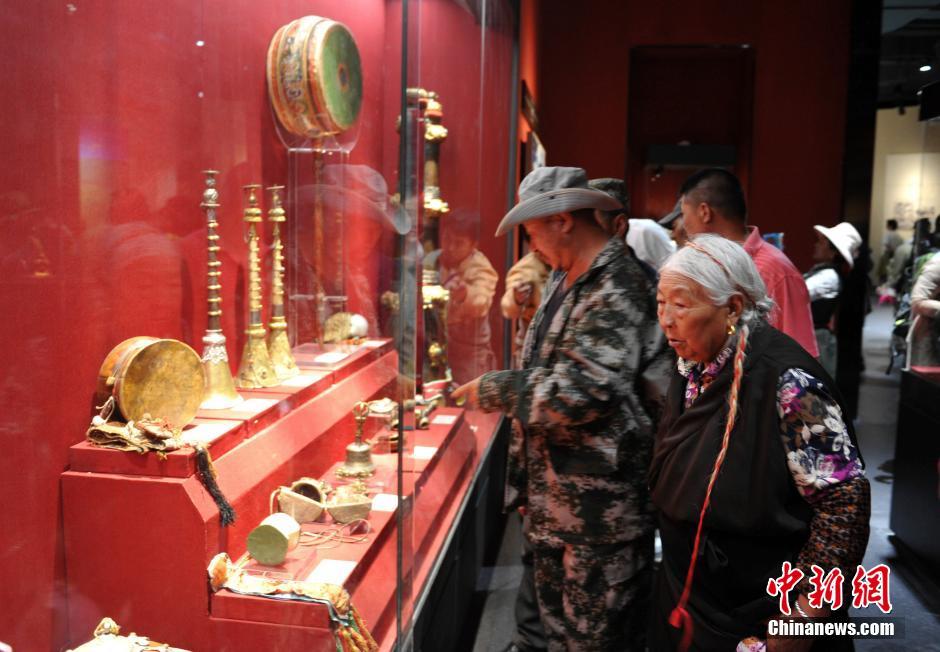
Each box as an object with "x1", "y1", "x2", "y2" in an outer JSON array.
[{"x1": 742, "y1": 226, "x2": 819, "y2": 357}]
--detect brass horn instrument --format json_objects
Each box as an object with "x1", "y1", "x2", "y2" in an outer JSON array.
[
  {"x1": 265, "y1": 185, "x2": 299, "y2": 379},
  {"x1": 198, "y1": 170, "x2": 241, "y2": 409},
  {"x1": 236, "y1": 184, "x2": 279, "y2": 388}
]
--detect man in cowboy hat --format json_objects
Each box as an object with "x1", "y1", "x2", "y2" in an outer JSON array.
[{"x1": 454, "y1": 166, "x2": 660, "y2": 651}]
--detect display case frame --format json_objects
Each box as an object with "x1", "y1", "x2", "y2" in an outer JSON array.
[{"x1": 0, "y1": 1, "x2": 518, "y2": 650}]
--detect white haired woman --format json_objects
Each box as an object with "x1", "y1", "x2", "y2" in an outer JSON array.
[{"x1": 649, "y1": 235, "x2": 870, "y2": 651}]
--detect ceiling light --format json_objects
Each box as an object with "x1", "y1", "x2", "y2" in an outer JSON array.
[{"x1": 920, "y1": 63, "x2": 932, "y2": 72}]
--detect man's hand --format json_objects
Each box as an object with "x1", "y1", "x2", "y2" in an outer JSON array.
[{"x1": 451, "y1": 376, "x2": 482, "y2": 409}]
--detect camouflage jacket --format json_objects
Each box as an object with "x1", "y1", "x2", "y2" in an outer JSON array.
[{"x1": 478, "y1": 238, "x2": 660, "y2": 546}]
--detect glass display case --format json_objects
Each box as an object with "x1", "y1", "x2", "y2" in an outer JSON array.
[{"x1": 0, "y1": 1, "x2": 515, "y2": 650}]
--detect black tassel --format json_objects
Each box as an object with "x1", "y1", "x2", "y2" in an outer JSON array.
[{"x1": 194, "y1": 445, "x2": 236, "y2": 526}]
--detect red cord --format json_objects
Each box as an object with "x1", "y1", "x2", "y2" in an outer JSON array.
[{"x1": 669, "y1": 326, "x2": 749, "y2": 652}]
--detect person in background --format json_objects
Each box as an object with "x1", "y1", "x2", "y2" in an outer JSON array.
[
  {"x1": 877, "y1": 218, "x2": 903, "y2": 284},
  {"x1": 804, "y1": 223, "x2": 861, "y2": 377},
  {"x1": 626, "y1": 218, "x2": 677, "y2": 271},
  {"x1": 501, "y1": 249, "x2": 551, "y2": 371},
  {"x1": 908, "y1": 251, "x2": 940, "y2": 368},
  {"x1": 650, "y1": 234, "x2": 869, "y2": 651},
  {"x1": 677, "y1": 168, "x2": 819, "y2": 357},
  {"x1": 587, "y1": 177, "x2": 629, "y2": 240},
  {"x1": 424, "y1": 209, "x2": 498, "y2": 385},
  {"x1": 659, "y1": 200, "x2": 689, "y2": 248},
  {"x1": 455, "y1": 166, "x2": 660, "y2": 651},
  {"x1": 588, "y1": 177, "x2": 662, "y2": 282}
]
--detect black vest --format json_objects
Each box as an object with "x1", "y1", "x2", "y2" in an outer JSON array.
[
  {"x1": 648, "y1": 324, "x2": 859, "y2": 650},
  {"x1": 806, "y1": 263, "x2": 842, "y2": 330}
]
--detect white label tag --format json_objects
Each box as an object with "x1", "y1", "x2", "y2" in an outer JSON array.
[
  {"x1": 181, "y1": 422, "x2": 233, "y2": 445},
  {"x1": 431, "y1": 414, "x2": 457, "y2": 426},
  {"x1": 280, "y1": 373, "x2": 322, "y2": 388},
  {"x1": 363, "y1": 339, "x2": 385, "y2": 349},
  {"x1": 312, "y1": 351, "x2": 349, "y2": 365},
  {"x1": 305, "y1": 559, "x2": 357, "y2": 585},
  {"x1": 371, "y1": 493, "x2": 399, "y2": 512},
  {"x1": 237, "y1": 398, "x2": 279, "y2": 412},
  {"x1": 412, "y1": 446, "x2": 438, "y2": 461}
]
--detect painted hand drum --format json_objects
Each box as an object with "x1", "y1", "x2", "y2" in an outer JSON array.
[
  {"x1": 267, "y1": 16, "x2": 363, "y2": 138},
  {"x1": 96, "y1": 336, "x2": 205, "y2": 428}
]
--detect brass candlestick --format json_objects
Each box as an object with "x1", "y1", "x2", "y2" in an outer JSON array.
[
  {"x1": 337, "y1": 401, "x2": 375, "y2": 478},
  {"x1": 199, "y1": 170, "x2": 242, "y2": 409},
  {"x1": 237, "y1": 184, "x2": 279, "y2": 388},
  {"x1": 265, "y1": 185, "x2": 299, "y2": 379}
]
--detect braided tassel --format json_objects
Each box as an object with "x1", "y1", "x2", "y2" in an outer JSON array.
[
  {"x1": 669, "y1": 324, "x2": 749, "y2": 652},
  {"x1": 194, "y1": 444, "x2": 237, "y2": 526}
]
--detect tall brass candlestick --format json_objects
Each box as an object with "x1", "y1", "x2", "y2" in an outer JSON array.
[
  {"x1": 237, "y1": 184, "x2": 279, "y2": 388},
  {"x1": 199, "y1": 170, "x2": 242, "y2": 409},
  {"x1": 423, "y1": 91, "x2": 449, "y2": 219},
  {"x1": 266, "y1": 185, "x2": 299, "y2": 379}
]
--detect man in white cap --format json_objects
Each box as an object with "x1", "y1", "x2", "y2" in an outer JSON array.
[{"x1": 453, "y1": 166, "x2": 660, "y2": 651}]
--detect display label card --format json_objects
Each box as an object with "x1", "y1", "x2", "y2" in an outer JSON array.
[
  {"x1": 372, "y1": 493, "x2": 399, "y2": 512},
  {"x1": 181, "y1": 422, "x2": 235, "y2": 445},
  {"x1": 431, "y1": 414, "x2": 457, "y2": 426},
  {"x1": 306, "y1": 559, "x2": 357, "y2": 586},
  {"x1": 312, "y1": 351, "x2": 349, "y2": 365},
  {"x1": 280, "y1": 373, "x2": 324, "y2": 388},
  {"x1": 236, "y1": 398, "x2": 279, "y2": 413},
  {"x1": 363, "y1": 339, "x2": 385, "y2": 349},
  {"x1": 412, "y1": 446, "x2": 438, "y2": 461}
]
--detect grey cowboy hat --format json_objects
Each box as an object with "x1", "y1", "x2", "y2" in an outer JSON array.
[
  {"x1": 658, "y1": 199, "x2": 683, "y2": 227},
  {"x1": 495, "y1": 166, "x2": 621, "y2": 236}
]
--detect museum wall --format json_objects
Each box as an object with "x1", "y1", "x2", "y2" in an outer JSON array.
[
  {"x1": 534, "y1": 0, "x2": 854, "y2": 270},
  {"x1": 868, "y1": 107, "x2": 940, "y2": 261}
]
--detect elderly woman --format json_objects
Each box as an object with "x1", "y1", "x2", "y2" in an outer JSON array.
[{"x1": 649, "y1": 235, "x2": 870, "y2": 651}]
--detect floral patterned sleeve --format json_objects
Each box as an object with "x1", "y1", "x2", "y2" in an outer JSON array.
[
  {"x1": 776, "y1": 368, "x2": 870, "y2": 598},
  {"x1": 776, "y1": 368, "x2": 863, "y2": 500}
]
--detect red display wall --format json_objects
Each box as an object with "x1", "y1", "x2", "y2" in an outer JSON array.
[
  {"x1": 534, "y1": 0, "x2": 852, "y2": 270},
  {"x1": 0, "y1": 1, "x2": 513, "y2": 649}
]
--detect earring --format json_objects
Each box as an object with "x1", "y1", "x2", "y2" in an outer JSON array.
[{"x1": 727, "y1": 322, "x2": 736, "y2": 336}]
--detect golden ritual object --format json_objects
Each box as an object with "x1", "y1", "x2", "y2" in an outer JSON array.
[
  {"x1": 273, "y1": 477, "x2": 332, "y2": 524},
  {"x1": 96, "y1": 337, "x2": 205, "y2": 429},
  {"x1": 198, "y1": 170, "x2": 242, "y2": 409},
  {"x1": 336, "y1": 401, "x2": 375, "y2": 478},
  {"x1": 422, "y1": 268, "x2": 451, "y2": 382},
  {"x1": 236, "y1": 184, "x2": 279, "y2": 388},
  {"x1": 247, "y1": 512, "x2": 301, "y2": 566},
  {"x1": 267, "y1": 16, "x2": 364, "y2": 138},
  {"x1": 66, "y1": 616, "x2": 190, "y2": 652},
  {"x1": 265, "y1": 185, "x2": 299, "y2": 380},
  {"x1": 421, "y1": 90, "x2": 450, "y2": 218},
  {"x1": 327, "y1": 481, "x2": 371, "y2": 523},
  {"x1": 322, "y1": 311, "x2": 369, "y2": 343}
]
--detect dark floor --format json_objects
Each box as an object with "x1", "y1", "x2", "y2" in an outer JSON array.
[{"x1": 468, "y1": 303, "x2": 940, "y2": 651}]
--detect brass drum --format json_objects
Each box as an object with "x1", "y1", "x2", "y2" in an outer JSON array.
[
  {"x1": 267, "y1": 15, "x2": 363, "y2": 137},
  {"x1": 96, "y1": 336, "x2": 205, "y2": 428}
]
